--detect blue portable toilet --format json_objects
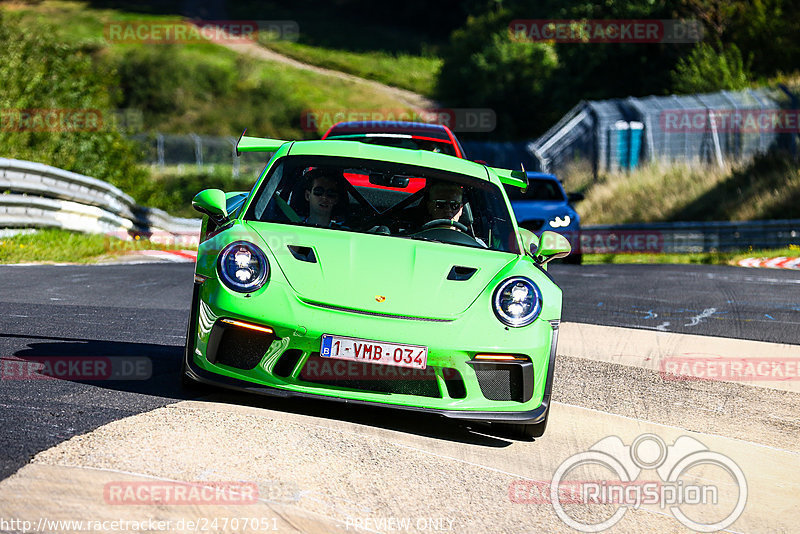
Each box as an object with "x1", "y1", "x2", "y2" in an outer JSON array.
[{"x1": 628, "y1": 121, "x2": 643, "y2": 169}]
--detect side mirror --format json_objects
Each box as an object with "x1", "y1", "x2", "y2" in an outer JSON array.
[
  {"x1": 192, "y1": 189, "x2": 228, "y2": 222},
  {"x1": 567, "y1": 192, "x2": 585, "y2": 203},
  {"x1": 534, "y1": 231, "x2": 571, "y2": 265},
  {"x1": 518, "y1": 228, "x2": 539, "y2": 257}
]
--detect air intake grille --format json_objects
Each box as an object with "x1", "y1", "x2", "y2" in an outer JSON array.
[
  {"x1": 213, "y1": 325, "x2": 275, "y2": 370},
  {"x1": 300, "y1": 354, "x2": 441, "y2": 398},
  {"x1": 473, "y1": 363, "x2": 524, "y2": 402},
  {"x1": 273, "y1": 349, "x2": 304, "y2": 377}
]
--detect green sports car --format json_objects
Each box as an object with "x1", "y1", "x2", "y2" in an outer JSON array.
[{"x1": 182, "y1": 134, "x2": 570, "y2": 438}]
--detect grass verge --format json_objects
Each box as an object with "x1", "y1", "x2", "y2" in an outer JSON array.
[
  {"x1": 261, "y1": 40, "x2": 441, "y2": 96},
  {"x1": 569, "y1": 152, "x2": 800, "y2": 225},
  {"x1": 0, "y1": 229, "x2": 190, "y2": 264},
  {"x1": 6, "y1": 1, "x2": 420, "y2": 138}
]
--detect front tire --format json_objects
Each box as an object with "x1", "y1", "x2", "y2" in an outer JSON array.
[{"x1": 181, "y1": 285, "x2": 211, "y2": 392}]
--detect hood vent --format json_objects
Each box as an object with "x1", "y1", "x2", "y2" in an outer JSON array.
[
  {"x1": 447, "y1": 265, "x2": 477, "y2": 281},
  {"x1": 287, "y1": 245, "x2": 317, "y2": 263}
]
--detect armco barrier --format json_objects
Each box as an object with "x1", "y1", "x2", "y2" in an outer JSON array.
[
  {"x1": 580, "y1": 220, "x2": 800, "y2": 253},
  {"x1": 0, "y1": 158, "x2": 200, "y2": 244}
]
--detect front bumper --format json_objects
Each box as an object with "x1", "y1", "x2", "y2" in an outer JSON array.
[{"x1": 184, "y1": 279, "x2": 559, "y2": 425}]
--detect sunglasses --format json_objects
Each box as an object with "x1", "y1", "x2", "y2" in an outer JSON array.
[
  {"x1": 432, "y1": 199, "x2": 462, "y2": 211},
  {"x1": 311, "y1": 187, "x2": 339, "y2": 199}
]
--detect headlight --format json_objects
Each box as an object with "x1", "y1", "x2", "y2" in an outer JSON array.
[
  {"x1": 492, "y1": 277, "x2": 542, "y2": 327},
  {"x1": 218, "y1": 241, "x2": 269, "y2": 292},
  {"x1": 548, "y1": 215, "x2": 571, "y2": 228}
]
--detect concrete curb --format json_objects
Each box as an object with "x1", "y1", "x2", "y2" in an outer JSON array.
[
  {"x1": 738, "y1": 256, "x2": 800, "y2": 269},
  {"x1": 560, "y1": 322, "x2": 800, "y2": 392}
]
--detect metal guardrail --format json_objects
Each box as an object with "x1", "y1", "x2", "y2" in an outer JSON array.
[
  {"x1": 3, "y1": 158, "x2": 797, "y2": 254},
  {"x1": 580, "y1": 219, "x2": 800, "y2": 253},
  {"x1": 0, "y1": 158, "x2": 200, "y2": 245}
]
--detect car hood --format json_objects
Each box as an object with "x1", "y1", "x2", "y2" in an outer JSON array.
[{"x1": 251, "y1": 224, "x2": 515, "y2": 320}]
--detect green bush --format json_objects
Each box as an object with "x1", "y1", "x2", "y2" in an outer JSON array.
[
  {"x1": 671, "y1": 42, "x2": 750, "y2": 94},
  {"x1": 0, "y1": 11, "x2": 146, "y2": 191},
  {"x1": 111, "y1": 45, "x2": 305, "y2": 138}
]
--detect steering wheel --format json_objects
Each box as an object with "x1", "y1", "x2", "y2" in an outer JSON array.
[{"x1": 420, "y1": 218, "x2": 469, "y2": 233}]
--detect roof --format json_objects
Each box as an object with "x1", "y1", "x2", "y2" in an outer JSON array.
[{"x1": 323, "y1": 121, "x2": 455, "y2": 141}]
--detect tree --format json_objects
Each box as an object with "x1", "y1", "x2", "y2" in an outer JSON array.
[{"x1": 671, "y1": 41, "x2": 750, "y2": 93}]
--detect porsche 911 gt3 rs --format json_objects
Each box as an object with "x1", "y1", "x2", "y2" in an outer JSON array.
[{"x1": 182, "y1": 134, "x2": 570, "y2": 438}]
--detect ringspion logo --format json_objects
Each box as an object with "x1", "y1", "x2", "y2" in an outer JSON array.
[{"x1": 511, "y1": 433, "x2": 747, "y2": 532}]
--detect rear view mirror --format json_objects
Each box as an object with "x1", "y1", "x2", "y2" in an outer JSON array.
[
  {"x1": 192, "y1": 189, "x2": 228, "y2": 222},
  {"x1": 567, "y1": 192, "x2": 585, "y2": 203},
  {"x1": 534, "y1": 231, "x2": 571, "y2": 265},
  {"x1": 368, "y1": 172, "x2": 410, "y2": 188}
]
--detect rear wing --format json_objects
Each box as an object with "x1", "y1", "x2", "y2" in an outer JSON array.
[
  {"x1": 490, "y1": 167, "x2": 528, "y2": 190},
  {"x1": 236, "y1": 130, "x2": 290, "y2": 155}
]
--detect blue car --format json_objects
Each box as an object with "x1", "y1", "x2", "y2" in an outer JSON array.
[{"x1": 503, "y1": 172, "x2": 584, "y2": 264}]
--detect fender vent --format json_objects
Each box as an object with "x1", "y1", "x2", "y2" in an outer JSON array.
[
  {"x1": 447, "y1": 266, "x2": 477, "y2": 281},
  {"x1": 288, "y1": 246, "x2": 317, "y2": 263}
]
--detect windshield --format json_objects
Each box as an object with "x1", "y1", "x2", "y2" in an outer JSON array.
[
  {"x1": 245, "y1": 155, "x2": 518, "y2": 253},
  {"x1": 505, "y1": 178, "x2": 566, "y2": 201}
]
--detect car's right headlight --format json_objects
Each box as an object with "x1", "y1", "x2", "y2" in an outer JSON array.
[
  {"x1": 492, "y1": 277, "x2": 542, "y2": 327},
  {"x1": 218, "y1": 241, "x2": 269, "y2": 292}
]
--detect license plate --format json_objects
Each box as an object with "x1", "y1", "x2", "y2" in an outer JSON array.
[{"x1": 320, "y1": 335, "x2": 427, "y2": 370}]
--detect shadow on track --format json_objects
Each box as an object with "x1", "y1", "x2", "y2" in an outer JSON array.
[{"x1": 8, "y1": 335, "x2": 522, "y2": 447}]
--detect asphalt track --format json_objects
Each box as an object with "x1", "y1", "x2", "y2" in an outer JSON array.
[
  {"x1": 556, "y1": 263, "x2": 800, "y2": 345},
  {"x1": 0, "y1": 262, "x2": 799, "y2": 532}
]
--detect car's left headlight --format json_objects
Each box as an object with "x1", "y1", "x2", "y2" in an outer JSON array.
[
  {"x1": 218, "y1": 241, "x2": 269, "y2": 292},
  {"x1": 492, "y1": 277, "x2": 542, "y2": 327},
  {"x1": 548, "y1": 215, "x2": 571, "y2": 228}
]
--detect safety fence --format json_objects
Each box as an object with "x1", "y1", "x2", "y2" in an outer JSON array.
[
  {"x1": 131, "y1": 133, "x2": 270, "y2": 178},
  {"x1": 530, "y1": 86, "x2": 800, "y2": 177},
  {"x1": 0, "y1": 158, "x2": 200, "y2": 246},
  {"x1": 578, "y1": 219, "x2": 800, "y2": 254},
  {"x1": 3, "y1": 157, "x2": 797, "y2": 255}
]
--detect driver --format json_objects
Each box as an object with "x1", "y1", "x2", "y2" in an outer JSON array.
[
  {"x1": 302, "y1": 167, "x2": 348, "y2": 227},
  {"x1": 424, "y1": 181, "x2": 464, "y2": 225}
]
